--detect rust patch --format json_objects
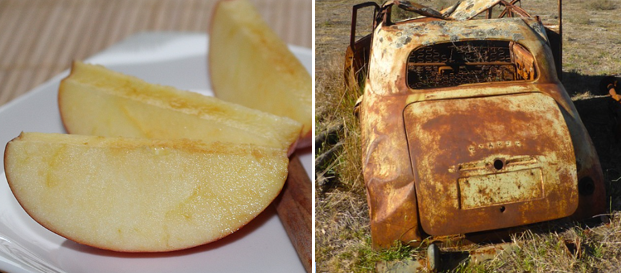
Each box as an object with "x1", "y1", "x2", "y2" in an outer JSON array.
[
  {"x1": 346, "y1": 0, "x2": 605, "y2": 249},
  {"x1": 404, "y1": 92, "x2": 578, "y2": 235},
  {"x1": 458, "y1": 167, "x2": 544, "y2": 209}
]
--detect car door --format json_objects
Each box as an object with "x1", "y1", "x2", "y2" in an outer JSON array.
[{"x1": 344, "y1": 2, "x2": 379, "y2": 87}]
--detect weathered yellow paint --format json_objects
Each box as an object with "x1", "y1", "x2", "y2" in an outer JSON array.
[{"x1": 347, "y1": 0, "x2": 606, "y2": 249}]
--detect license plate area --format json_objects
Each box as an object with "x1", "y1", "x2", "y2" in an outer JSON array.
[{"x1": 459, "y1": 168, "x2": 543, "y2": 210}]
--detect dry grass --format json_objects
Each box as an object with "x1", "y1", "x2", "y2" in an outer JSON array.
[
  {"x1": 315, "y1": 0, "x2": 621, "y2": 271},
  {"x1": 315, "y1": 190, "x2": 369, "y2": 271},
  {"x1": 315, "y1": 54, "x2": 369, "y2": 271},
  {"x1": 313, "y1": 42, "x2": 365, "y2": 272},
  {"x1": 588, "y1": 0, "x2": 617, "y2": 11},
  {"x1": 479, "y1": 213, "x2": 621, "y2": 272},
  {"x1": 562, "y1": 0, "x2": 621, "y2": 78}
]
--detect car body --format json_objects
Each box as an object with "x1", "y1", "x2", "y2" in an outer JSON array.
[{"x1": 345, "y1": 0, "x2": 606, "y2": 249}]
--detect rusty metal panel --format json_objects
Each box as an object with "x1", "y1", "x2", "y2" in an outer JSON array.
[
  {"x1": 359, "y1": 91, "x2": 422, "y2": 248},
  {"x1": 445, "y1": 0, "x2": 501, "y2": 20},
  {"x1": 513, "y1": 43, "x2": 536, "y2": 80},
  {"x1": 367, "y1": 18, "x2": 556, "y2": 97},
  {"x1": 394, "y1": 0, "x2": 445, "y2": 19},
  {"x1": 459, "y1": 167, "x2": 544, "y2": 209},
  {"x1": 442, "y1": 0, "x2": 532, "y2": 21},
  {"x1": 403, "y1": 92, "x2": 579, "y2": 236},
  {"x1": 347, "y1": 0, "x2": 605, "y2": 249}
]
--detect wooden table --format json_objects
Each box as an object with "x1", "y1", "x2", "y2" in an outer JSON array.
[{"x1": 0, "y1": 0, "x2": 312, "y2": 107}]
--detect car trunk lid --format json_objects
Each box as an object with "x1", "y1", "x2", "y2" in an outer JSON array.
[{"x1": 404, "y1": 92, "x2": 578, "y2": 236}]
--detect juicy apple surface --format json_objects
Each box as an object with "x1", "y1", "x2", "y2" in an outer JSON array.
[
  {"x1": 209, "y1": 0, "x2": 312, "y2": 148},
  {"x1": 59, "y1": 61, "x2": 302, "y2": 152},
  {"x1": 4, "y1": 132, "x2": 288, "y2": 252}
]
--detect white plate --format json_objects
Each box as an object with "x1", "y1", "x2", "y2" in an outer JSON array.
[{"x1": 0, "y1": 32, "x2": 311, "y2": 273}]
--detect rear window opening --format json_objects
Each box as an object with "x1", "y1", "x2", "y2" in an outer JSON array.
[{"x1": 407, "y1": 40, "x2": 537, "y2": 89}]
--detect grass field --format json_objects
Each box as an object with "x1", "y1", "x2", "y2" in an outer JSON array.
[{"x1": 315, "y1": 0, "x2": 621, "y2": 271}]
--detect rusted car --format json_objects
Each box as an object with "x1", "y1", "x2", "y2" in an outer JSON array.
[{"x1": 346, "y1": 0, "x2": 606, "y2": 249}]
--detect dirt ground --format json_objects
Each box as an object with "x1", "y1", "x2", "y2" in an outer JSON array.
[{"x1": 315, "y1": 0, "x2": 621, "y2": 271}]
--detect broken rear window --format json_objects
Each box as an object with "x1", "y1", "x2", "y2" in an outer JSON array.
[{"x1": 407, "y1": 40, "x2": 537, "y2": 89}]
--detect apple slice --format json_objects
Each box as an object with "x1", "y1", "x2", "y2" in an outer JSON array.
[
  {"x1": 4, "y1": 132, "x2": 288, "y2": 252},
  {"x1": 59, "y1": 61, "x2": 302, "y2": 152},
  {"x1": 209, "y1": 0, "x2": 312, "y2": 148}
]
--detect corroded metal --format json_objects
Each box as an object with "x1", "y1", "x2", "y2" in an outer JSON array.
[
  {"x1": 404, "y1": 92, "x2": 578, "y2": 236},
  {"x1": 345, "y1": 0, "x2": 605, "y2": 249},
  {"x1": 445, "y1": 0, "x2": 502, "y2": 20},
  {"x1": 394, "y1": 0, "x2": 446, "y2": 19}
]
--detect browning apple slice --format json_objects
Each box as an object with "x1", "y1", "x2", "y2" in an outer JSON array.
[
  {"x1": 59, "y1": 61, "x2": 302, "y2": 152},
  {"x1": 4, "y1": 132, "x2": 288, "y2": 252},
  {"x1": 209, "y1": 0, "x2": 312, "y2": 148}
]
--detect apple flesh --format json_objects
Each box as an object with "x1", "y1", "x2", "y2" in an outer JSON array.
[
  {"x1": 209, "y1": 0, "x2": 312, "y2": 148},
  {"x1": 59, "y1": 61, "x2": 302, "y2": 152},
  {"x1": 4, "y1": 132, "x2": 289, "y2": 252}
]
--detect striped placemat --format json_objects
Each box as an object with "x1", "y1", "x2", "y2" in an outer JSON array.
[{"x1": 0, "y1": 0, "x2": 312, "y2": 107}]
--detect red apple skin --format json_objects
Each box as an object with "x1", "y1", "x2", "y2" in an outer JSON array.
[{"x1": 297, "y1": 130, "x2": 312, "y2": 149}]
